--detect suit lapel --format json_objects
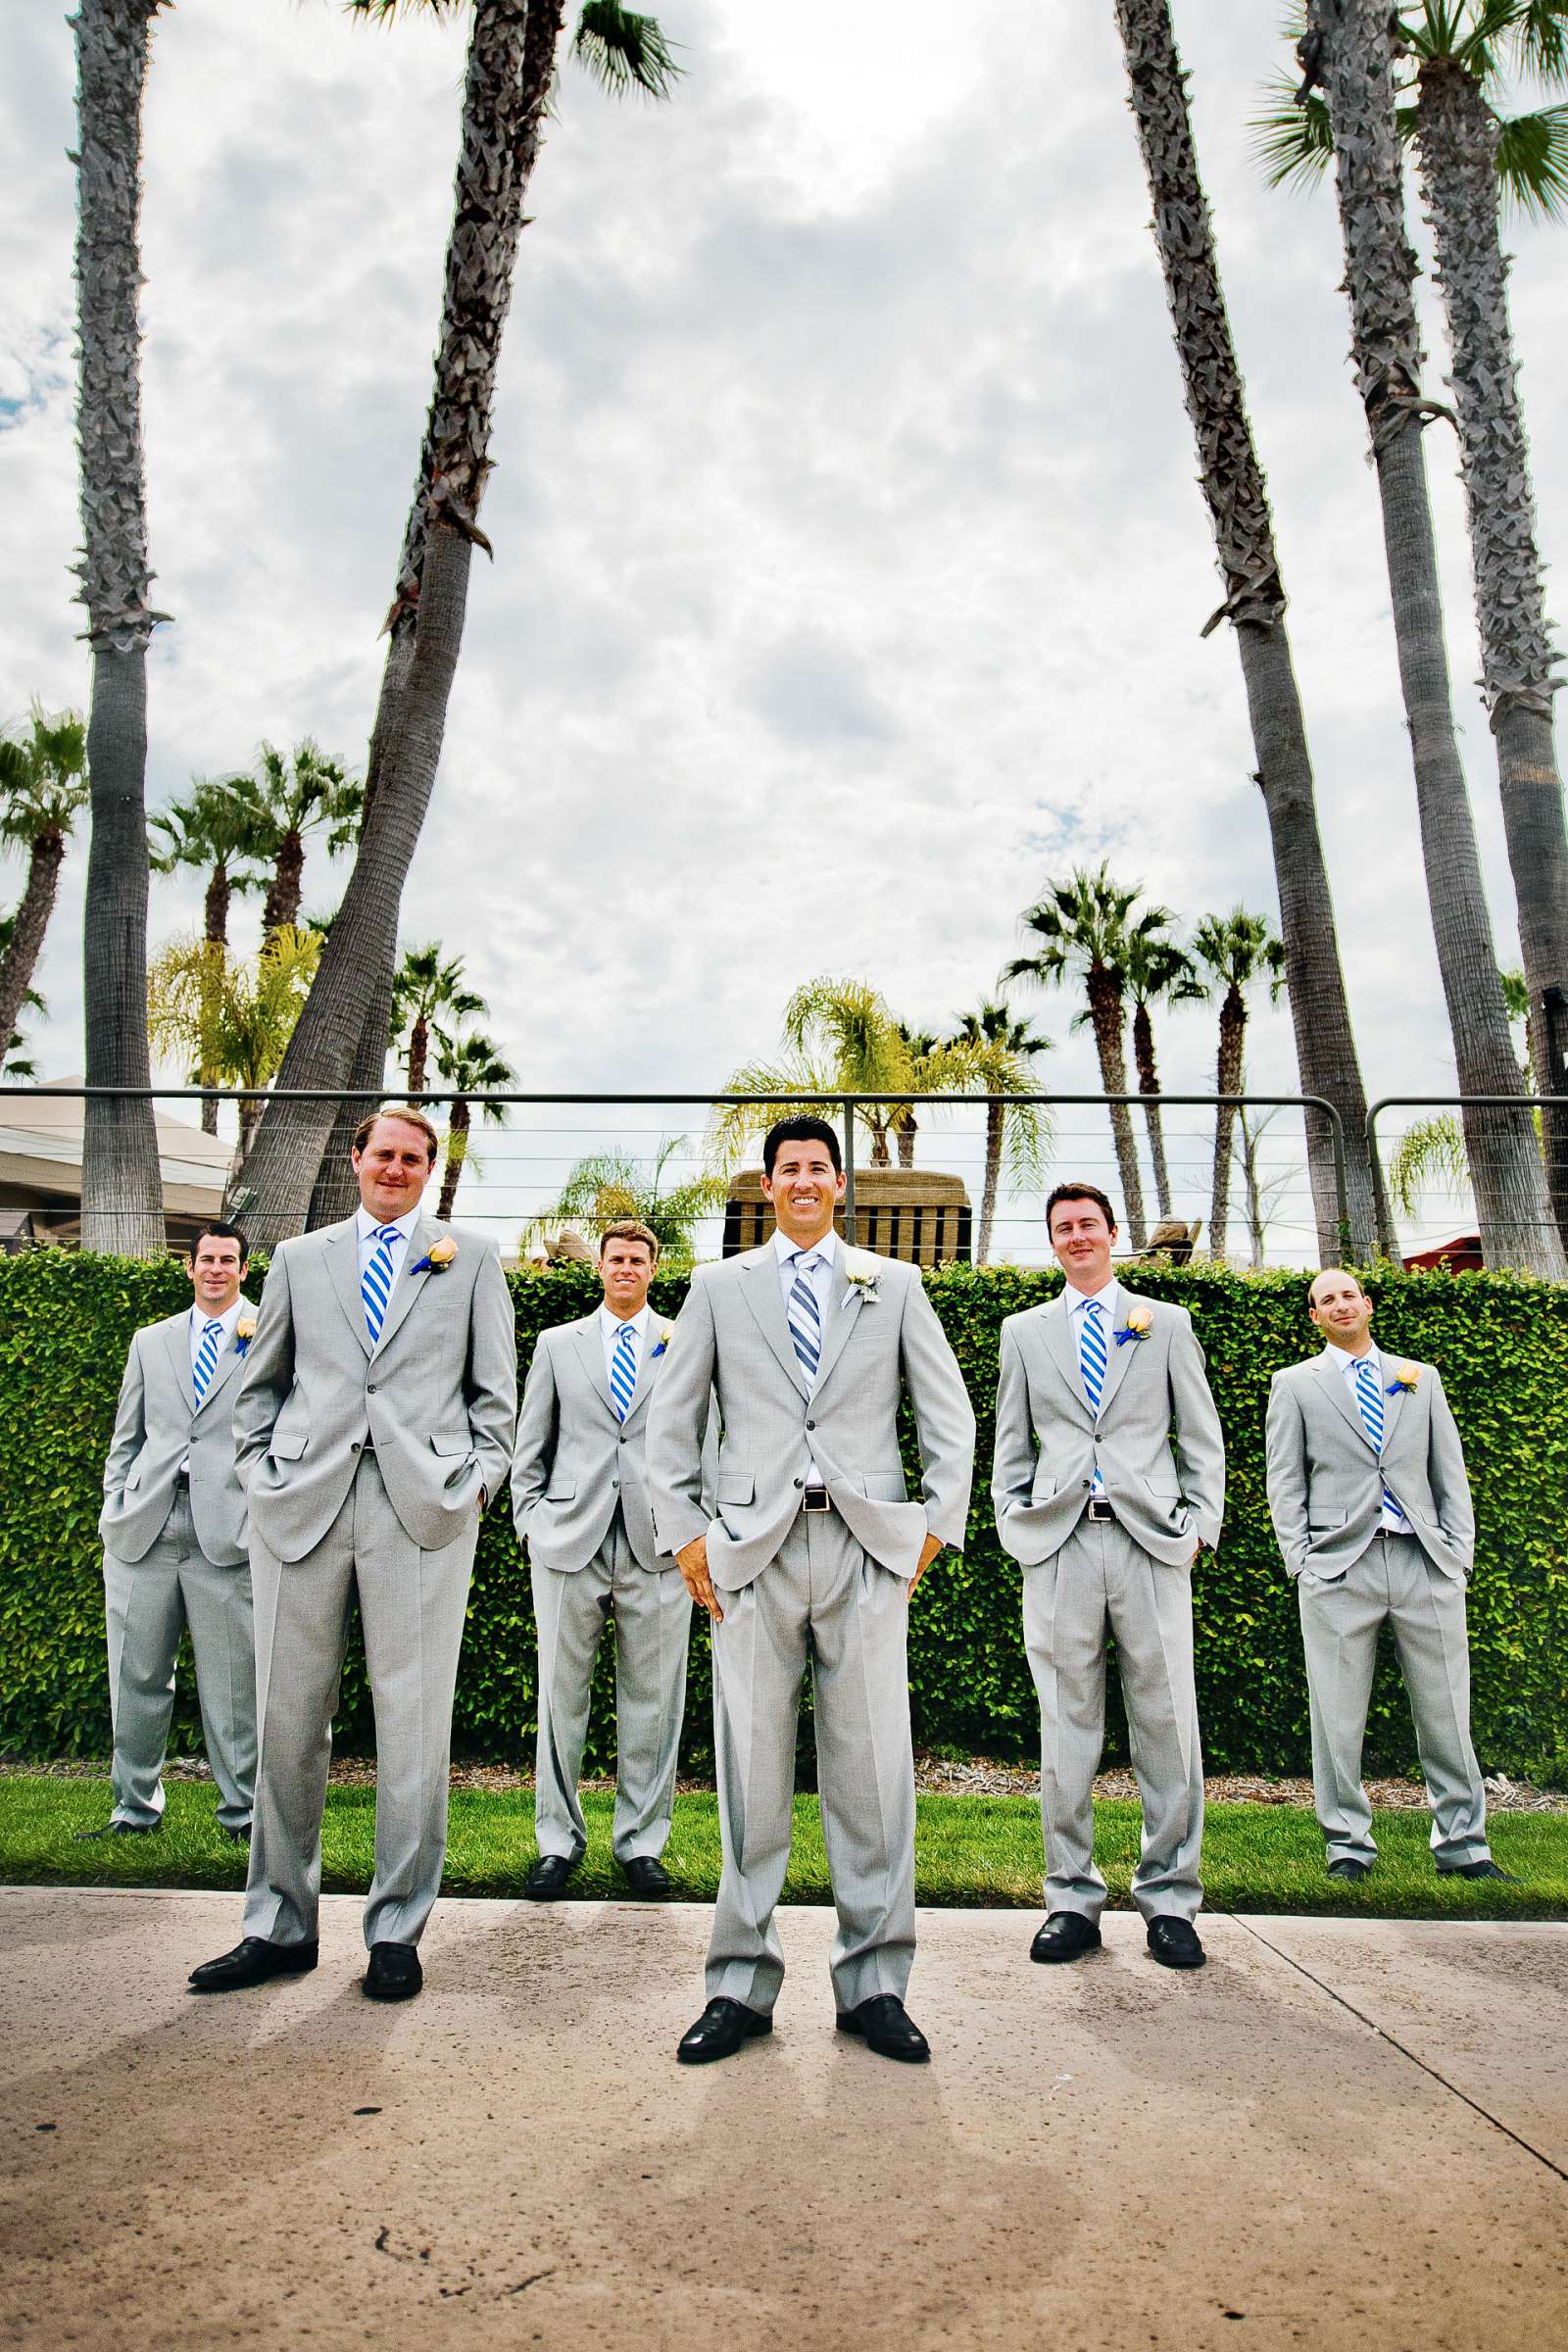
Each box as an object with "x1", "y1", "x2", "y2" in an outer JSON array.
[
  {"x1": 162, "y1": 1314, "x2": 196, "y2": 1417},
  {"x1": 623, "y1": 1316, "x2": 669, "y2": 1424},
  {"x1": 372, "y1": 1218, "x2": 439, "y2": 1357},
  {"x1": 1092, "y1": 1286, "x2": 1138, "y2": 1421},
  {"x1": 192, "y1": 1329, "x2": 246, "y2": 1422},
  {"x1": 326, "y1": 1221, "x2": 373, "y2": 1360},
  {"x1": 808, "y1": 1250, "x2": 859, "y2": 1400},
  {"x1": 740, "y1": 1249, "x2": 809, "y2": 1400},
  {"x1": 1041, "y1": 1296, "x2": 1093, "y2": 1422},
  {"x1": 1314, "y1": 1352, "x2": 1377, "y2": 1451},
  {"x1": 1376, "y1": 1352, "x2": 1408, "y2": 1452},
  {"x1": 572, "y1": 1314, "x2": 620, "y2": 1424}
]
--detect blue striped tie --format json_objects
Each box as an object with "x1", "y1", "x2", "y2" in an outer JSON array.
[
  {"x1": 1079, "y1": 1298, "x2": 1107, "y2": 1495},
  {"x1": 1352, "y1": 1354, "x2": 1400, "y2": 1515},
  {"x1": 609, "y1": 1320, "x2": 639, "y2": 1422},
  {"x1": 362, "y1": 1224, "x2": 401, "y2": 1345},
  {"x1": 192, "y1": 1318, "x2": 223, "y2": 1405},
  {"x1": 788, "y1": 1251, "x2": 823, "y2": 1382}
]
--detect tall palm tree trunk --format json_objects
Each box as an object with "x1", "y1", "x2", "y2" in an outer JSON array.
[
  {"x1": 1301, "y1": 0, "x2": 1562, "y2": 1278},
  {"x1": 261, "y1": 828, "x2": 305, "y2": 941},
  {"x1": 1413, "y1": 54, "x2": 1568, "y2": 1250},
  {"x1": 74, "y1": 0, "x2": 170, "y2": 1254},
  {"x1": 193, "y1": 860, "x2": 231, "y2": 1134},
  {"x1": 437, "y1": 1098, "x2": 471, "y2": 1220},
  {"x1": 1209, "y1": 987, "x2": 1247, "y2": 1260},
  {"x1": 1087, "y1": 971, "x2": 1147, "y2": 1249},
  {"x1": 236, "y1": 0, "x2": 557, "y2": 1246},
  {"x1": 407, "y1": 1016, "x2": 430, "y2": 1098},
  {"x1": 977, "y1": 1096, "x2": 1004, "y2": 1266},
  {"x1": 0, "y1": 831, "x2": 66, "y2": 1060},
  {"x1": 1116, "y1": 0, "x2": 1374, "y2": 1259},
  {"x1": 1130, "y1": 1000, "x2": 1171, "y2": 1220}
]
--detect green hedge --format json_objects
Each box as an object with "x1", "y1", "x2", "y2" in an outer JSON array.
[{"x1": 2, "y1": 1252, "x2": 1566, "y2": 1780}]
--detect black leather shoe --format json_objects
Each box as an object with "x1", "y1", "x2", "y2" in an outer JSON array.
[
  {"x1": 364, "y1": 1942, "x2": 422, "y2": 2001},
  {"x1": 1438, "y1": 1858, "x2": 1522, "y2": 1883},
  {"x1": 188, "y1": 1936, "x2": 318, "y2": 1992},
  {"x1": 74, "y1": 1819, "x2": 160, "y2": 1839},
  {"x1": 1147, "y1": 1916, "x2": 1206, "y2": 1970},
  {"x1": 621, "y1": 1855, "x2": 674, "y2": 1897},
  {"x1": 221, "y1": 1825, "x2": 252, "y2": 1844},
  {"x1": 522, "y1": 1852, "x2": 579, "y2": 1898},
  {"x1": 1327, "y1": 1857, "x2": 1373, "y2": 1882},
  {"x1": 1029, "y1": 1912, "x2": 1102, "y2": 1964},
  {"x1": 836, "y1": 1994, "x2": 930, "y2": 2063},
  {"x1": 675, "y1": 1997, "x2": 772, "y2": 2066}
]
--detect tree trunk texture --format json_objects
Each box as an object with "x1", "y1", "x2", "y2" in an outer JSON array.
[
  {"x1": 895, "y1": 1111, "x2": 916, "y2": 1169},
  {"x1": 407, "y1": 1017, "x2": 429, "y2": 1098},
  {"x1": 304, "y1": 980, "x2": 394, "y2": 1230},
  {"x1": 262, "y1": 829, "x2": 305, "y2": 940},
  {"x1": 1208, "y1": 988, "x2": 1247, "y2": 1261},
  {"x1": 73, "y1": 0, "x2": 170, "y2": 1254},
  {"x1": 1087, "y1": 970, "x2": 1147, "y2": 1250},
  {"x1": 236, "y1": 0, "x2": 554, "y2": 1244},
  {"x1": 1130, "y1": 1001, "x2": 1171, "y2": 1220},
  {"x1": 1414, "y1": 57, "x2": 1568, "y2": 1249},
  {"x1": 0, "y1": 831, "x2": 66, "y2": 1063},
  {"x1": 977, "y1": 1098, "x2": 1004, "y2": 1266},
  {"x1": 1303, "y1": 0, "x2": 1563, "y2": 1277},
  {"x1": 1116, "y1": 0, "x2": 1374, "y2": 1259},
  {"x1": 437, "y1": 1102, "x2": 470, "y2": 1220},
  {"x1": 196, "y1": 860, "x2": 229, "y2": 1132}
]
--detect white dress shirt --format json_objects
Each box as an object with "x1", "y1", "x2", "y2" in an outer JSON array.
[
  {"x1": 599, "y1": 1300, "x2": 650, "y2": 1389},
  {"x1": 774, "y1": 1222, "x2": 837, "y2": 1480},
  {"x1": 1323, "y1": 1342, "x2": 1413, "y2": 1534},
  {"x1": 182, "y1": 1296, "x2": 244, "y2": 1471},
  {"x1": 355, "y1": 1203, "x2": 423, "y2": 1310},
  {"x1": 1064, "y1": 1277, "x2": 1119, "y2": 1494}
]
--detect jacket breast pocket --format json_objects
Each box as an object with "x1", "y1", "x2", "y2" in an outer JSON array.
[
  {"x1": 716, "y1": 1472, "x2": 755, "y2": 1506},
  {"x1": 430, "y1": 1433, "x2": 472, "y2": 1457},
  {"x1": 270, "y1": 1431, "x2": 308, "y2": 1461}
]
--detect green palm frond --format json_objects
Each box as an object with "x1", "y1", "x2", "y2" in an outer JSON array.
[
  {"x1": 1251, "y1": 74, "x2": 1336, "y2": 188},
  {"x1": 1512, "y1": 0, "x2": 1568, "y2": 82},
  {"x1": 572, "y1": 2, "x2": 680, "y2": 99},
  {"x1": 1495, "y1": 100, "x2": 1568, "y2": 217},
  {"x1": 1388, "y1": 1112, "x2": 1471, "y2": 1214},
  {"x1": 520, "y1": 1135, "x2": 725, "y2": 1267}
]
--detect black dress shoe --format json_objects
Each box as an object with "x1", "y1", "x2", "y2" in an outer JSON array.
[
  {"x1": 522, "y1": 1852, "x2": 579, "y2": 1898},
  {"x1": 836, "y1": 1994, "x2": 930, "y2": 2064},
  {"x1": 621, "y1": 1855, "x2": 674, "y2": 1898},
  {"x1": 364, "y1": 1942, "x2": 422, "y2": 2001},
  {"x1": 74, "y1": 1819, "x2": 160, "y2": 1839},
  {"x1": 1147, "y1": 1916, "x2": 1206, "y2": 1970},
  {"x1": 1029, "y1": 1912, "x2": 1102, "y2": 1964},
  {"x1": 1438, "y1": 1858, "x2": 1522, "y2": 1883},
  {"x1": 221, "y1": 1825, "x2": 252, "y2": 1844},
  {"x1": 675, "y1": 1996, "x2": 772, "y2": 2066},
  {"x1": 1327, "y1": 1856, "x2": 1373, "y2": 1882},
  {"x1": 188, "y1": 1936, "x2": 318, "y2": 1992}
]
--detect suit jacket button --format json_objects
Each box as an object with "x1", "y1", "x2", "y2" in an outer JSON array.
[
  {"x1": 794, "y1": 1476, "x2": 804, "y2": 1489},
  {"x1": 367, "y1": 1384, "x2": 377, "y2": 1396},
  {"x1": 611, "y1": 1478, "x2": 619, "y2": 1489},
  {"x1": 806, "y1": 1419, "x2": 815, "y2": 1431}
]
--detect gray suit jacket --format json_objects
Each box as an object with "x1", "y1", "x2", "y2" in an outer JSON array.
[
  {"x1": 512, "y1": 1309, "x2": 714, "y2": 1572},
  {"x1": 233, "y1": 1215, "x2": 517, "y2": 1562},
  {"x1": 647, "y1": 1243, "x2": 975, "y2": 1592},
  {"x1": 99, "y1": 1309, "x2": 251, "y2": 1566},
  {"x1": 992, "y1": 1289, "x2": 1225, "y2": 1569},
  {"x1": 1265, "y1": 1348, "x2": 1474, "y2": 1584}
]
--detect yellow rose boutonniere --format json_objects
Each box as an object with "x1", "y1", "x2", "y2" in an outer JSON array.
[
  {"x1": 413, "y1": 1237, "x2": 459, "y2": 1276},
  {"x1": 1387, "y1": 1361, "x2": 1421, "y2": 1395},
  {"x1": 652, "y1": 1324, "x2": 674, "y2": 1359},
  {"x1": 235, "y1": 1316, "x2": 257, "y2": 1357},
  {"x1": 1115, "y1": 1304, "x2": 1153, "y2": 1348}
]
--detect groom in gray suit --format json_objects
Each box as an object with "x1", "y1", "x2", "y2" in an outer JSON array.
[
  {"x1": 512, "y1": 1217, "x2": 699, "y2": 1899},
  {"x1": 189, "y1": 1104, "x2": 516, "y2": 2002},
  {"x1": 86, "y1": 1223, "x2": 258, "y2": 1840},
  {"x1": 649, "y1": 1115, "x2": 974, "y2": 2067},
  {"x1": 993, "y1": 1182, "x2": 1225, "y2": 1970},
  {"x1": 1265, "y1": 1267, "x2": 1511, "y2": 1884}
]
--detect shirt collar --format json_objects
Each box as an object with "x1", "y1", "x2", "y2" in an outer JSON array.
[
  {"x1": 599, "y1": 1302, "x2": 651, "y2": 1339},
  {"x1": 1325, "y1": 1340, "x2": 1380, "y2": 1378},
  {"x1": 191, "y1": 1298, "x2": 243, "y2": 1337},
  {"x1": 773, "y1": 1224, "x2": 838, "y2": 1271},
  {"x1": 1064, "y1": 1277, "x2": 1117, "y2": 1317},
  {"x1": 356, "y1": 1204, "x2": 422, "y2": 1246}
]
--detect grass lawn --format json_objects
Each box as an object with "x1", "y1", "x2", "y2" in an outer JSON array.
[{"x1": 2, "y1": 1773, "x2": 1565, "y2": 1918}]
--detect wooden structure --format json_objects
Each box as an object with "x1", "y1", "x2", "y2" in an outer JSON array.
[{"x1": 723, "y1": 1166, "x2": 972, "y2": 1268}]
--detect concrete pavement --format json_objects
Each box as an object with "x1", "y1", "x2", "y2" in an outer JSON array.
[{"x1": 1, "y1": 1891, "x2": 1565, "y2": 2351}]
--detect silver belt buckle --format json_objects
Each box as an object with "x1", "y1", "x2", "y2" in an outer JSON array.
[
  {"x1": 1086, "y1": 1497, "x2": 1114, "y2": 1525},
  {"x1": 803, "y1": 1486, "x2": 831, "y2": 1515}
]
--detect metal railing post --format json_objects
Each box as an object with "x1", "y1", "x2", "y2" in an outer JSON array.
[
  {"x1": 841, "y1": 1097, "x2": 858, "y2": 1246},
  {"x1": 1365, "y1": 1103, "x2": 1398, "y2": 1261}
]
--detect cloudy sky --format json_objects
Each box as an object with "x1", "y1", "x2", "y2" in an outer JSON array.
[{"x1": 4, "y1": 0, "x2": 1565, "y2": 1253}]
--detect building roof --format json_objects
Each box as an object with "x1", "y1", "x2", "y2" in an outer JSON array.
[{"x1": 0, "y1": 1083, "x2": 230, "y2": 1216}]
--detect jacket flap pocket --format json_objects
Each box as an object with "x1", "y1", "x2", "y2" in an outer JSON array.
[
  {"x1": 270, "y1": 1431, "x2": 308, "y2": 1461},
  {"x1": 545, "y1": 1480, "x2": 576, "y2": 1500},
  {"x1": 717, "y1": 1472, "x2": 755, "y2": 1505},
  {"x1": 430, "y1": 1432, "x2": 472, "y2": 1457},
  {"x1": 125, "y1": 1465, "x2": 143, "y2": 1491},
  {"x1": 1144, "y1": 1478, "x2": 1180, "y2": 1499},
  {"x1": 1308, "y1": 1509, "x2": 1347, "y2": 1530},
  {"x1": 1031, "y1": 1471, "x2": 1057, "y2": 1501}
]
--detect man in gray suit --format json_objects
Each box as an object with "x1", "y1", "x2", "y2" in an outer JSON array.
[
  {"x1": 1265, "y1": 1266, "x2": 1511, "y2": 1884},
  {"x1": 649, "y1": 1114, "x2": 975, "y2": 2067},
  {"x1": 993, "y1": 1181, "x2": 1225, "y2": 1970},
  {"x1": 189, "y1": 1104, "x2": 516, "y2": 2002},
  {"x1": 513, "y1": 1217, "x2": 695, "y2": 1899},
  {"x1": 85, "y1": 1223, "x2": 258, "y2": 1841}
]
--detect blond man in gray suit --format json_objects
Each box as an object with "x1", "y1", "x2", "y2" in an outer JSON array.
[
  {"x1": 1266, "y1": 1267, "x2": 1512, "y2": 1885},
  {"x1": 512, "y1": 1217, "x2": 699, "y2": 1899},
  {"x1": 87, "y1": 1223, "x2": 258, "y2": 1841},
  {"x1": 649, "y1": 1115, "x2": 975, "y2": 2069},
  {"x1": 189, "y1": 1105, "x2": 516, "y2": 2003},
  {"x1": 993, "y1": 1182, "x2": 1225, "y2": 1971}
]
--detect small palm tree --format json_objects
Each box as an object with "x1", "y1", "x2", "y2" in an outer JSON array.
[
  {"x1": 1004, "y1": 863, "x2": 1151, "y2": 1250},
  {"x1": 1191, "y1": 908, "x2": 1287, "y2": 1262},
  {"x1": 430, "y1": 1028, "x2": 515, "y2": 1219},
  {"x1": 150, "y1": 774, "x2": 268, "y2": 1130},
  {"x1": 710, "y1": 977, "x2": 920, "y2": 1172},
  {"x1": 522, "y1": 1137, "x2": 727, "y2": 1272},
  {"x1": 0, "y1": 912, "x2": 47, "y2": 1078},
  {"x1": 389, "y1": 943, "x2": 487, "y2": 1096},
  {"x1": 947, "y1": 1003, "x2": 1054, "y2": 1266},
  {"x1": 148, "y1": 926, "x2": 324, "y2": 1160},
  {"x1": 1116, "y1": 916, "x2": 1202, "y2": 1224},
  {"x1": 243, "y1": 739, "x2": 361, "y2": 939},
  {"x1": 0, "y1": 705, "x2": 89, "y2": 1075}
]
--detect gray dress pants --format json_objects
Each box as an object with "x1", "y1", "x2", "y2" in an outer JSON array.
[
  {"x1": 531, "y1": 1509, "x2": 693, "y2": 1864},
  {"x1": 1021, "y1": 1515, "x2": 1204, "y2": 1925},
  {"x1": 243, "y1": 1455, "x2": 478, "y2": 1950},
  {"x1": 1298, "y1": 1532, "x2": 1490, "y2": 1868},
  {"x1": 102, "y1": 1488, "x2": 256, "y2": 1833},
  {"x1": 707, "y1": 1505, "x2": 916, "y2": 2016}
]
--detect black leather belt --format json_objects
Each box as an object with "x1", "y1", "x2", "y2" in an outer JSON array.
[
  {"x1": 1085, "y1": 1497, "x2": 1114, "y2": 1525},
  {"x1": 803, "y1": 1486, "x2": 831, "y2": 1515}
]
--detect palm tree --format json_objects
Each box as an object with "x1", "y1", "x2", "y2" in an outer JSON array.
[
  {"x1": 73, "y1": 0, "x2": 172, "y2": 1254},
  {"x1": 711, "y1": 977, "x2": 925, "y2": 1172},
  {"x1": 1191, "y1": 908, "x2": 1287, "y2": 1263},
  {"x1": 148, "y1": 927, "x2": 324, "y2": 1161},
  {"x1": 947, "y1": 1003, "x2": 1054, "y2": 1266},
  {"x1": 1117, "y1": 915, "x2": 1202, "y2": 1223},
  {"x1": 1294, "y1": 0, "x2": 1564, "y2": 1277},
  {"x1": 0, "y1": 706, "x2": 89, "y2": 1068},
  {"x1": 235, "y1": 2, "x2": 680, "y2": 1247},
  {"x1": 243, "y1": 739, "x2": 361, "y2": 939},
  {"x1": 149, "y1": 775, "x2": 267, "y2": 1131},
  {"x1": 0, "y1": 914, "x2": 47, "y2": 1078},
  {"x1": 430, "y1": 1027, "x2": 515, "y2": 1218},
  {"x1": 389, "y1": 943, "x2": 487, "y2": 1096},
  {"x1": 1004, "y1": 864, "x2": 1151, "y2": 1250},
  {"x1": 1113, "y1": 0, "x2": 1378, "y2": 1261},
  {"x1": 1259, "y1": 2, "x2": 1568, "y2": 1249},
  {"x1": 522, "y1": 1137, "x2": 727, "y2": 1272}
]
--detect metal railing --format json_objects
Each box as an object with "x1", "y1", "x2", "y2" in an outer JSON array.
[{"x1": 1365, "y1": 1095, "x2": 1568, "y2": 1265}]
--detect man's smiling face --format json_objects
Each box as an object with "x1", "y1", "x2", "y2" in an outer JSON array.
[{"x1": 762, "y1": 1139, "x2": 844, "y2": 1248}]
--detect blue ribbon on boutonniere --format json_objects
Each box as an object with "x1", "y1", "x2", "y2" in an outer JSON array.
[
  {"x1": 235, "y1": 1319, "x2": 256, "y2": 1358},
  {"x1": 651, "y1": 1326, "x2": 673, "y2": 1359},
  {"x1": 1113, "y1": 1308, "x2": 1153, "y2": 1348}
]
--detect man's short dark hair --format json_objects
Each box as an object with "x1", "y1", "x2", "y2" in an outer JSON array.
[
  {"x1": 761, "y1": 1115, "x2": 843, "y2": 1177},
  {"x1": 193, "y1": 1220, "x2": 249, "y2": 1267},
  {"x1": 1045, "y1": 1182, "x2": 1118, "y2": 1238}
]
